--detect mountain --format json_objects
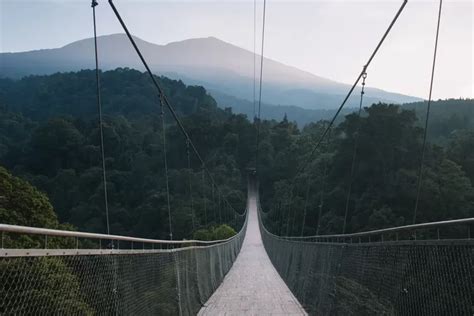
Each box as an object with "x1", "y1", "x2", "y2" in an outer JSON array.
[{"x1": 0, "y1": 34, "x2": 421, "y2": 115}]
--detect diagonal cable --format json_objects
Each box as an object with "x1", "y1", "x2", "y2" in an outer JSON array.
[
  {"x1": 255, "y1": 0, "x2": 267, "y2": 172},
  {"x1": 108, "y1": 0, "x2": 241, "y2": 219},
  {"x1": 413, "y1": 0, "x2": 443, "y2": 224},
  {"x1": 292, "y1": 0, "x2": 408, "y2": 183}
]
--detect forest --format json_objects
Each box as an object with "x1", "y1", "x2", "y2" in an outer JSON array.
[
  {"x1": 0, "y1": 69, "x2": 252, "y2": 240},
  {"x1": 1, "y1": 68, "x2": 473, "y2": 240},
  {"x1": 258, "y1": 101, "x2": 474, "y2": 236}
]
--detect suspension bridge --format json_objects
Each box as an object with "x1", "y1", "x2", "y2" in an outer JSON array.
[{"x1": 1, "y1": 0, "x2": 473, "y2": 315}]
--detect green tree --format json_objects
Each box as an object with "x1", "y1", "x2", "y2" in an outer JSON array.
[{"x1": 0, "y1": 166, "x2": 93, "y2": 314}]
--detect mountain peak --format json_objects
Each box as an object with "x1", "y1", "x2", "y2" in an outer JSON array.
[
  {"x1": 164, "y1": 36, "x2": 235, "y2": 48},
  {"x1": 61, "y1": 33, "x2": 147, "y2": 49}
]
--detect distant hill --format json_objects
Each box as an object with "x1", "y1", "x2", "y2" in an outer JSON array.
[
  {"x1": 0, "y1": 34, "x2": 421, "y2": 115},
  {"x1": 403, "y1": 98, "x2": 474, "y2": 144},
  {"x1": 211, "y1": 90, "x2": 356, "y2": 127}
]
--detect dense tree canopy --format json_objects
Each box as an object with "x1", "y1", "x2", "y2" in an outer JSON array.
[
  {"x1": 0, "y1": 69, "x2": 252, "y2": 240},
  {"x1": 258, "y1": 102, "x2": 474, "y2": 236},
  {"x1": 0, "y1": 68, "x2": 472, "y2": 240}
]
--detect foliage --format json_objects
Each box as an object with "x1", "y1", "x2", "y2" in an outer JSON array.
[
  {"x1": 0, "y1": 68, "x2": 472, "y2": 240},
  {"x1": 0, "y1": 166, "x2": 58, "y2": 227},
  {"x1": 0, "y1": 69, "x2": 250, "y2": 240},
  {"x1": 0, "y1": 166, "x2": 75, "y2": 248},
  {"x1": 258, "y1": 101, "x2": 474, "y2": 236},
  {"x1": 0, "y1": 167, "x2": 93, "y2": 315},
  {"x1": 192, "y1": 224, "x2": 236, "y2": 241}
]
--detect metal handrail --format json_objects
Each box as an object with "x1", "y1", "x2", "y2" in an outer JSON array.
[
  {"x1": 0, "y1": 178, "x2": 254, "y2": 254},
  {"x1": 0, "y1": 208, "x2": 248, "y2": 248},
  {"x1": 0, "y1": 199, "x2": 250, "y2": 257},
  {"x1": 279, "y1": 217, "x2": 474, "y2": 241},
  {"x1": 0, "y1": 224, "x2": 225, "y2": 246},
  {"x1": 256, "y1": 191, "x2": 473, "y2": 241}
]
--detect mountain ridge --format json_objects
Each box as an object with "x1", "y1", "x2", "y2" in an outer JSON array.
[{"x1": 0, "y1": 34, "x2": 422, "y2": 112}]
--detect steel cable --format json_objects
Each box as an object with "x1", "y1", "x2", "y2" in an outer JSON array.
[
  {"x1": 108, "y1": 0, "x2": 241, "y2": 219},
  {"x1": 413, "y1": 0, "x2": 443, "y2": 224},
  {"x1": 91, "y1": 0, "x2": 110, "y2": 235},
  {"x1": 283, "y1": 0, "x2": 407, "y2": 237},
  {"x1": 291, "y1": 0, "x2": 408, "y2": 183},
  {"x1": 316, "y1": 127, "x2": 331, "y2": 235},
  {"x1": 160, "y1": 97, "x2": 173, "y2": 240},
  {"x1": 202, "y1": 168, "x2": 208, "y2": 227},
  {"x1": 255, "y1": 0, "x2": 266, "y2": 173},
  {"x1": 186, "y1": 140, "x2": 196, "y2": 231},
  {"x1": 342, "y1": 72, "x2": 367, "y2": 234},
  {"x1": 253, "y1": 0, "x2": 257, "y2": 119}
]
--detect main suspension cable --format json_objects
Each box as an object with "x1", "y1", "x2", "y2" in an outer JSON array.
[
  {"x1": 413, "y1": 0, "x2": 443, "y2": 224},
  {"x1": 342, "y1": 72, "x2": 367, "y2": 234},
  {"x1": 291, "y1": 0, "x2": 408, "y2": 183},
  {"x1": 255, "y1": 0, "x2": 266, "y2": 172},
  {"x1": 108, "y1": 0, "x2": 240, "y2": 218},
  {"x1": 91, "y1": 0, "x2": 110, "y2": 235},
  {"x1": 282, "y1": 0, "x2": 407, "y2": 237}
]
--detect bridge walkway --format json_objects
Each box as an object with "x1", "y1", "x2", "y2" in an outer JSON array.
[{"x1": 198, "y1": 192, "x2": 306, "y2": 316}]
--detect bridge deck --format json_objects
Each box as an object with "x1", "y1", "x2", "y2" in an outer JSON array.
[{"x1": 198, "y1": 194, "x2": 307, "y2": 316}]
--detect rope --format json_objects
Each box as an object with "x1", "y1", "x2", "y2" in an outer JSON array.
[
  {"x1": 413, "y1": 0, "x2": 443, "y2": 224},
  {"x1": 300, "y1": 178, "x2": 311, "y2": 237},
  {"x1": 91, "y1": 0, "x2": 110, "y2": 235},
  {"x1": 108, "y1": 0, "x2": 240, "y2": 218},
  {"x1": 315, "y1": 128, "x2": 331, "y2": 235},
  {"x1": 186, "y1": 140, "x2": 195, "y2": 231},
  {"x1": 159, "y1": 96, "x2": 173, "y2": 240},
  {"x1": 202, "y1": 167, "x2": 208, "y2": 227},
  {"x1": 342, "y1": 72, "x2": 367, "y2": 234},
  {"x1": 233, "y1": 202, "x2": 237, "y2": 226},
  {"x1": 218, "y1": 193, "x2": 222, "y2": 224},
  {"x1": 278, "y1": 201, "x2": 284, "y2": 235},
  {"x1": 255, "y1": 0, "x2": 266, "y2": 172},
  {"x1": 211, "y1": 182, "x2": 216, "y2": 223},
  {"x1": 284, "y1": 190, "x2": 293, "y2": 237},
  {"x1": 91, "y1": 3, "x2": 119, "y2": 313}
]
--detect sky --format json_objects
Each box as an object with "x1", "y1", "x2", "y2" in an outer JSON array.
[{"x1": 0, "y1": 0, "x2": 473, "y2": 100}]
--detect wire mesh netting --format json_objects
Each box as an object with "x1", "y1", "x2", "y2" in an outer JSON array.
[
  {"x1": 0, "y1": 222, "x2": 246, "y2": 316},
  {"x1": 260, "y1": 212, "x2": 473, "y2": 315}
]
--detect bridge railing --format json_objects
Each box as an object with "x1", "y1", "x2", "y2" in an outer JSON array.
[
  {"x1": 258, "y1": 199, "x2": 473, "y2": 315},
  {"x1": 0, "y1": 223, "x2": 243, "y2": 256},
  {"x1": 0, "y1": 207, "x2": 248, "y2": 315},
  {"x1": 278, "y1": 217, "x2": 474, "y2": 244}
]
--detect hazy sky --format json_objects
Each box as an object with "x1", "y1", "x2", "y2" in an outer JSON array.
[{"x1": 1, "y1": 0, "x2": 473, "y2": 99}]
